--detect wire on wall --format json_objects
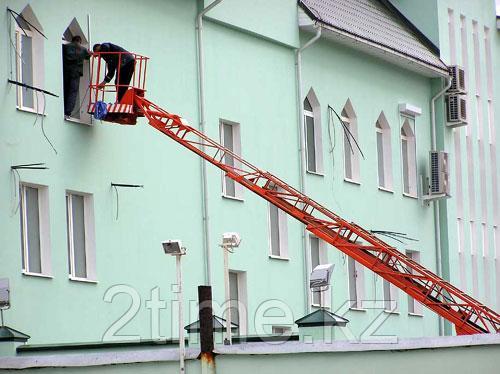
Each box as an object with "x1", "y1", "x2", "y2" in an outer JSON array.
[
  {"x1": 10, "y1": 163, "x2": 49, "y2": 215},
  {"x1": 111, "y1": 183, "x2": 144, "y2": 221},
  {"x1": 328, "y1": 105, "x2": 365, "y2": 160}
]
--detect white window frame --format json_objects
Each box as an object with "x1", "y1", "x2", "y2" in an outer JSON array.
[
  {"x1": 405, "y1": 250, "x2": 423, "y2": 316},
  {"x1": 400, "y1": 116, "x2": 418, "y2": 198},
  {"x1": 62, "y1": 17, "x2": 93, "y2": 125},
  {"x1": 347, "y1": 255, "x2": 364, "y2": 310},
  {"x1": 228, "y1": 270, "x2": 248, "y2": 335},
  {"x1": 20, "y1": 183, "x2": 52, "y2": 277},
  {"x1": 376, "y1": 113, "x2": 393, "y2": 191},
  {"x1": 219, "y1": 119, "x2": 243, "y2": 201},
  {"x1": 304, "y1": 89, "x2": 324, "y2": 175},
  {"x1": 13, "y1": 6, "x2": 45, "y2": 115},
  {"x1": 66, "y1": 191, "x2": 97, "y2": 282},
  {"x1": 268, "y1": 202, "x2": 289, "y2": 259},
  {"x1": 342, "y1": 101, "x2": 360, "y2": 184},
  {"x1": 309, "y1": 235, "x2": 331, "y2": 309},
  {"x1": 382, "y1": 279, "x2": 399, "y2": 313}
]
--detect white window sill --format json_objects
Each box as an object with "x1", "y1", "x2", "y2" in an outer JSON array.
[
  {"x1": 408, "y1": 312, "x2": 424, "y2": 317},
  {"x1": 383, "y1": 310, "x2": 400, "y2": 315},
  {"x1": 344, "y1": 178, "x2": 361, "y2": 185},
  {"x1": 221, "y1": 194, "x2": 244, "y2": 202},
  {"x1": 65, "y1": 116, "x2": 93, "y2": 126},
  {"x1": 378, "y1": 186, "x2": 394, "y2": 194},
  {"x1": 348, "y1": 307, "x2": 367, "y2": 312},
  {"x1": 69, "y1": 276, "x2": 98, "y2": 284},
  {"x1": 403, "y1": 192, "x2": 418, "y2": 199},
  {"x1": 16, "y1": 106, "x2": 47, "y2": 116},
  {"x1": 22, "y1": 271, "x2": 53, "y2": 279},
  {"x1": 268, "y1": 255, "x2": 290, "y2": 261},
  {"x1": 306, "y1": 170, "x2": 324, "y2": 177}
]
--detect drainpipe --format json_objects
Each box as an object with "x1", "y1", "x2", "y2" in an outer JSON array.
[
  {"x1": 196, "y1": 0, "x2": 224, "y2": 286},
  {"x1": 430, "y1": 76, "x2": 452, "y2": 336},
  {"x1": 295, "y1": 25, "x2": 322, "y2": 313}
]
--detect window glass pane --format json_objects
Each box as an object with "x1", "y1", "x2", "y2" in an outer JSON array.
[
  {"x1": 348, "y1": 257, "x2": 357, "y2": 308},
  {"x1": 310, "y1": 237, "x2": 320, "y2": 305},
  {"x1": 223, "y1": 124, "x2": 236, "y2": 197},
  {"x1": 304, "y1": 97, "x2": 312, "y2": 112},
  {"x1": 305, "y1": 115, "x2": 316, "y2": 172},
  {"x1": 377, "y1": 131, "x2": 385, "y2": 187},
  {"x1": 25, "y1": 186, "x2": 41, "y2": 273},
  {"x1": 21, "y1": 35, "x2": 34, "y2": 109},
  {"x1": 402, "y1": 139, "x2": 410, "y2": 194},
  {"x1": 229, "y1": 272, "x2": 240, "y2": 329},
  {"x1": 71, "y1": 195, "x2": 87, "y2": 278},
  {"x1": 344, "y1": 127, "x2": 352, "y2": 179},
  {"x1": 270, "y1": 204, "x2": 281, "y2": 256},
  {"x1": 383, "y1": 280, "x2": 392, "y2": 311}
]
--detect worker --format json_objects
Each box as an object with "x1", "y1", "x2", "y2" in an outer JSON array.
[
  {"x1": 93, "y1": 42, "x2": 135, "y2": 102},
  {"x1": 62, "y1": 35, "x2": 91, "y2": 118}
]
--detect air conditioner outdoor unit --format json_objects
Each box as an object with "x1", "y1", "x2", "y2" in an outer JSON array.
[
  {"x1": 447, "y1": 65, "x2": 466, "y2": 93},
  {"x1": 446, "y1": 95, "x2": 467, "y2": 127},
  {"x1": 429, "y1": 151, "x2": 449, "y2": 196}
]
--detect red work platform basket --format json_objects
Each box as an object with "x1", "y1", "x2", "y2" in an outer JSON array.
[{"x1": 88, "y1": 52, "x2": 149, "y2": 125}]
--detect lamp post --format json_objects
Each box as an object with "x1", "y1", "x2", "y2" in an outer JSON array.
[
  {"x1": 220, "y1": 232, "x2": 241, "y2": 345},
  {"x1": 162, "y1": 240, "x2": 187, "y2": 374}
]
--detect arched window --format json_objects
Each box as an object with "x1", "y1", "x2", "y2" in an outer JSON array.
[
  {"x1": 341, "y1": 99, "x2": 360, "y2": 182},
  {"x1": 304, "y1": 89, "x2": 323, "y2": 174},
  {"x1": 14, "y1": 5, "x2": 45, "y2": 113},
  {"x1": 62, "y1": 18, "x2": 92, "y2": 124},
  {"x1": 376, "y1": 112, "x2": 393, "y2": 190},
  {"x1": 401, "y1": 117, "x2": 417, "y2": 196}
]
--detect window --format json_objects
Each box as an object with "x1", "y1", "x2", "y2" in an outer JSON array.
[
  {"x1": 341, "y1": 100, "x2": 360, "y2": 183},
  {"x1": 66, "y1": 192, "x2": 96, "y2": 281},
  {"x1": 383, "y1": 280, "x2": 398, "y2": 313},
  {"x1": 14, "y1": 5, "x2": 45, "y2": 113},
  {"x1": 376, "y1": 113, "x2": 393, "y2": 190},
  {"x1": 304, "y1": 89, "x2": 323, "y2": 174},
  {"x1": 310, "y1": 236, "x2": 331, "y2": 308},
  {"x1": 228, "y1": 271, "x2": 247, "y2": 335},
  {"x1": 220, "y1": 120, "x2": 243, "y2": 200},
  {"x1": 347, "y1": 256, "x2": 364, "y2": 309},
  {"x1": 268, "y1": 203, "x2": 288, "y2": 258},
  {"x1": 20, "y1": 183, "x2": 51, "y2": 276},
  {"x1": 62, "y1": 18, "x2": 92, "y2": 124},
  {"x1": 272, "y1": 326, "x2": 292, "y2": 336},
  {"x1": 400, "y1": 117, "x2": 417, "y2": 196},
  {"x1": 405, "y1": 251, "x2": 423, "y2": 315}
]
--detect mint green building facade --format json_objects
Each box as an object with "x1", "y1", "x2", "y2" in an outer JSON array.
[{"x1": 0, "y1": 0, "x2": 498, "y2": 348}]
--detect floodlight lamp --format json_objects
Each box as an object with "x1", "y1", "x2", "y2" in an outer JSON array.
[
  {"x1": 222, "y1": 232, "x2": 241, "y2": 248},
  {"x1": 0, "y1": 278, "x2": 10, "y2": 309},
  {"x1": 309, "y1": 263, "x2": 334, "y2": 291},
  {"x1": 162, "y1": 240, "x2": 186, "y2": 256}
]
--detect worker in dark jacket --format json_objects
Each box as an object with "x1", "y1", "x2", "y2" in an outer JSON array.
[
  {"x1": 93, "y1": 42, "x2": 135, "y2": 102},
  {"x1": 62, "y1": 35, "x2": 91, "y2": 117}
]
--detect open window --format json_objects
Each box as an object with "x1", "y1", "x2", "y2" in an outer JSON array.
[
  {"x1": 304, "y1": 88, "x2": 323, "y2": 174},
  {"x1": 13, "y1": 5, "x2": 45, "y2": 114},
  {"x1": 401, "y1": 117, "x2": 417, "y2": 197},
  {"x1": 309, "y1": 235, "x2": 331, "y2": 308},
  {"x1": 376, "y1": 112, "x2": 393, "y2": 191},
  {"x1": 62, "y1": 18, "x2": 92, "y2": 124},
  {"x1": 341, "y1": 100, "x2": 360, "y2": 183}
]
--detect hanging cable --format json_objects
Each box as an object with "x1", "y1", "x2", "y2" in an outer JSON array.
[
  {"x1": 39, "y1": 93, "x2": 57, "y2": 155},
  {"x1": 7, "y1": 8, "x2": 48, "y2": 39},
  {"x1": 329, "y1": 105, "x2": 365, "y2": 160},
  {"x1": 111, "y1": 183, "x2": 144, "y2": 220},
  {"x1": 10, "y1": 163, "x2": 49, "y2": 216}
]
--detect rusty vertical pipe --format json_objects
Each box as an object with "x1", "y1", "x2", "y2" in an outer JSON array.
[{"x1": 198, "y1": 286, "x2": 215, "y2": 374}]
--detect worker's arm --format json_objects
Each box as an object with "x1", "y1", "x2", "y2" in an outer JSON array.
[{"x1": 98, "y1": 43, "x2": 116, "y2": 87}]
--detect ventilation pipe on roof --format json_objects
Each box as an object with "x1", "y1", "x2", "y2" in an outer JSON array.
[
  {"x1": 430, "y1": 76, "x2": 452, "y2": 336},
  {"x1": 196, "y1": 0, "x2": 224, "y2": 286},
  {"x1": 296, "y1": 25, "x2": 322, "y2": 313}
]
